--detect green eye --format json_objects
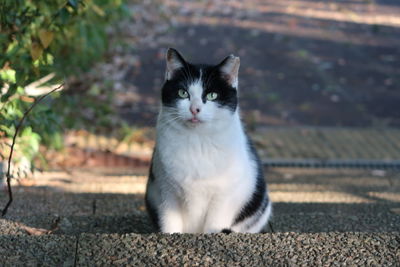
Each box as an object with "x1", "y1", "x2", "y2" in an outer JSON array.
[
  {"x1": 206, "y1": 92, "x2": 218, "y2": 101},
  {"x1": 178, "y1": 89, "x2": 189, "y2": 99}
]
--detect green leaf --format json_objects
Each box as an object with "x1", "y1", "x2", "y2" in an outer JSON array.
[
  {"x1": 30, "y1": 42, "x2": 43, "y2": 61},
  {"x1": 39, "y1": 30, "x2": 54, "y2": 48},
  {"x1": 0, "y1": 69, "x2": 16, "y2": 83}
]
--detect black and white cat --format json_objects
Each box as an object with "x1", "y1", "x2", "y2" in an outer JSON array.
[{"x1": 145, "y1": 48, "x2": 271, "y2": 233}]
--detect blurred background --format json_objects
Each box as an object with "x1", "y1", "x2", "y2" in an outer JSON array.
[{"x1": 2, "y1": 0, "x2": 400, "y2": 175}]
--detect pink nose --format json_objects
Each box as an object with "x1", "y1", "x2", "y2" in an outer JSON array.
[{"x1": 190, "y1": 106, "x2": 200, "y2": 115}]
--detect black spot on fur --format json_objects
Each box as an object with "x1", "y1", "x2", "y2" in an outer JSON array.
[
  {"x1": 145, "y1": 193, "x2": 160, "y2": 231},
  {"x1": 145, "y1": 159, "x2": 160, "y2": 231},
  {"x1": 233, "y1": 137, "x2": 268, "y2": 224},
  {"x1": 244, "y1": 197, "x2": 270, "y2": 230},
  {"x1": 148, "y1": 160, "x2": 155, "y2": 182}
]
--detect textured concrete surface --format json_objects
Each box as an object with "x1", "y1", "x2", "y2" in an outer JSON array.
[
  {"x1": 0, "y1": 235, "x2": 77, "y2": 266},
  {"x1": 0, "y1": 168, "x2": 399, "y2": 265},
  {"x1": 76, "y1": 232, "x2": 399, "y2": 266}
]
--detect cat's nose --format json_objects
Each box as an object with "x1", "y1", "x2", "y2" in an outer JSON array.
[{"x1": 190, "y1": 106, "x2": 200, "y2": 115}]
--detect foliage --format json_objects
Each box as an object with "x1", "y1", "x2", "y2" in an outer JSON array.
[{"x1": 0, "y1": 0, "x2": 127, "y2": 168}]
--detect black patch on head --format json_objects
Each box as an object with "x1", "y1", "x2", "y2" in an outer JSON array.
[
  {"x1": 161, "y1": 63, "x2": 200, "y2": 107},
  {"x1": 233, "y1": 137, "x2": 268, "y2": 225},
  {"x1": 161, "y1": 62, "x2": 238, "y2": 112},
  {"x1": 201, "y1": 66, "x2": 238, "y2": 112}
]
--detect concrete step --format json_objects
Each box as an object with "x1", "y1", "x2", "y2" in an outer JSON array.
[{"x1": 0, "y1": 232, "x2": 398, "y2": 266}]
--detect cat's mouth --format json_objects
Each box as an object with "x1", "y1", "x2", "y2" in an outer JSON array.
[{"x1": 188, "y1": 117, "x2": 202, "y2": 124}]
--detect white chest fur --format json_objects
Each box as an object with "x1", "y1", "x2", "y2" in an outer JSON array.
[{"x1": 156, "y1": 112, "x2": 252, "y2": 187}]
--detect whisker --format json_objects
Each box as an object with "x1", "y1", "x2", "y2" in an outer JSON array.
[{"x1": 157, "y1": 113, "x2": 183, "y2": 130}]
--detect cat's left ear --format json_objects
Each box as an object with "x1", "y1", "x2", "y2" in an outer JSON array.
[
  {"x1": 218, "y1": 55, "x2": 240, "y2": 89},
  {"x1": 165, "y1": 48, "x2": 186, "y2": 80}
]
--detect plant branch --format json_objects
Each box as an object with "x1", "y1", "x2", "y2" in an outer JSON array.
[{"x1": 2, "y1": 83, "x2": 64, "y2": 216}]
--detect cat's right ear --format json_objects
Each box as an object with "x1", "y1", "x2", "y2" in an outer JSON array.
[
  {"x1": 165, "y1": 48, "x2": 186, "y2": 80},
  {"x1": 217, "y1": 54, "x2": 240, "y2": 89}
]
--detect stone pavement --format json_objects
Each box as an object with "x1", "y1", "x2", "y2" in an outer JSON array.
[{"x1": 0, "y1": 168, "x2": 399, "y2": 265}]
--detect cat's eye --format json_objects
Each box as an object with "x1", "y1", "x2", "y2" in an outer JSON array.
[
  {"x1": 206, "y1": 92, "x2": 218, "y2": 101},
  {"x1": 178, "y1": 89, "x2": 189, "y2": 99}
]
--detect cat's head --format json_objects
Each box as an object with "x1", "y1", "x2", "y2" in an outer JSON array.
[{"x1": 160, "y1": 48, "x2": 240, "y2": 129}]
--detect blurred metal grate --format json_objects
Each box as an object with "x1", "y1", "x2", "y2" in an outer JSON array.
[
  {"x1": 253, "y1": 127, "x2": 400, "y2": 169},
  {"x1": 263, "y1": 159, "x2": 400, "y2": 169}
]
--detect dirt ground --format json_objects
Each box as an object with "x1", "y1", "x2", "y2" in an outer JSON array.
[{"x1": 113, "y1": 0, "x2": 400, "y2": 128}]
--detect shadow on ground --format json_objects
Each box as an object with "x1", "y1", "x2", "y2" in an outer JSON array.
[{"x1": 1, "y1": 168, "x2": 399, "y2": 235}]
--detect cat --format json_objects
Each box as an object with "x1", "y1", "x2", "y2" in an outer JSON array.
[{"x1": 145, "y1": 48, "x2": 272, "y2": 233}]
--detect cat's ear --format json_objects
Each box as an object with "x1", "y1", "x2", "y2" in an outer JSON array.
[
  {"x1": 218, "y1": 55, "x2": 240, "y2": 89},
  {"x1": 165, "y1": 48, "x2": 186, "y2": 80}
]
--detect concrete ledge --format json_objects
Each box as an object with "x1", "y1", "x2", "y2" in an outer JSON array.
[
  {"x1": 0, "y1": 232, "x2": 398, "y2": 266},
  {"x1": 76, "y1": 232, "x2": 400, "y2": 266},
  {"x1": 0, "y1": 235, "x2": 76, "y2": 266}
]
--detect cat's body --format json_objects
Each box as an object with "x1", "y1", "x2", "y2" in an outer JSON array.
[{"x1": 145, "y1": 49, "x2": 271, "y2": 233}]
